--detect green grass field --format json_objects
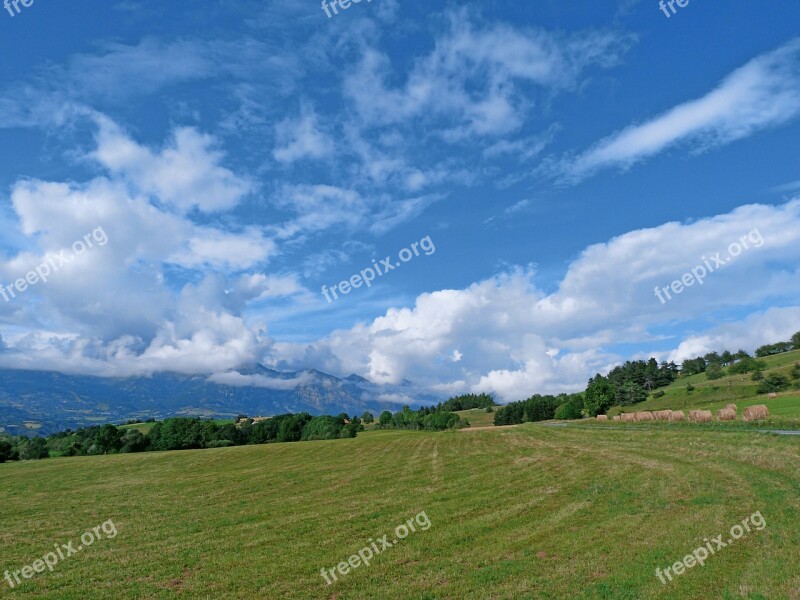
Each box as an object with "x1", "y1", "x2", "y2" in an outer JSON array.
[
  {"x1": 2, "y1": 424, "x2": 799, "y2": 599},
  {"x1": 455, "y1": 408, "x2": 497, "y2": 428}
]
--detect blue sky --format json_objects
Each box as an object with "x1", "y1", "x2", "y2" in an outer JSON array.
[{"x1": 0, "y1": 0, "x2": 799, "y2": 401}]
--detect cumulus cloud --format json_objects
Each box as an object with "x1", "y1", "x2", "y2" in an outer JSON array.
[
  {"x1": 2, "y1": 195, "x2": 799, "y2": 394},
  {"x1": 0, "y1": 114, "x2": 279, "y2": 369},
  {"x1": 666, "y1": 307, "x2": 800, "y2": 364},
  {"x1": 92, "y1": 116, "x2": 253, "y2": 214},
  {"x1": 282, "y1": 199, "x2": 800, "y2": 401}
]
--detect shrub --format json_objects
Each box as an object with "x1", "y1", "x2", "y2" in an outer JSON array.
[
  {"x1": 757, "y1": 374, "x2": 790, "y2": 394},
  {"x1": 652, "y1": 390, "x2": 666, "y2": 399},
  {"x1": 729, "y1": 357, "x2": 767, "y2": 375}
]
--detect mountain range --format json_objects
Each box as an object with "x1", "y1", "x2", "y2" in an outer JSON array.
[{"x1": 0, "y1": 365, "x2": 439, "y2": 435}]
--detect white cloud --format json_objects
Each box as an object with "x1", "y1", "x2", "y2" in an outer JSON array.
[
  {"x1": 167, "y1": 228, "x2": 275, "y2": 271},
  {"x1": 284, "y1": 199, "x2": 800, "y2": 401},
  {"x1": 557, "y1": 39, "x2": 800, "y2": 182},
  {"x1": 272, "y1": 184, "x2": 439, "y2": 239},
  {"x1": 343, "y1": 10, "x2": 631, "y2": 139},
  {"x1": 208, "y1": 371, "x2": 311, "y2": 389},
  {"x1": 92, "y1": 116, "x2": 253, "y2": 213},
  {"x1": 273, "y1": 105, "x2": 334, "y2": 164},
  {"x1": 666, "y1": 307, "x2": 800, "y2": 364}
]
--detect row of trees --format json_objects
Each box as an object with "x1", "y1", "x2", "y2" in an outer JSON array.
[
  {"x1": 439, "y1": 393, "x2": 496, "y2": 412},
  {"x1": 491, "y1": 358, "x2": 680, "y2": 425},
  {"x1": 376, "y1": 405, "x2": 469, "y2": 431},
  {"x1": 0, "y1": 413, "x2": 366, "y2": 463},
  {"x1": 580, "y1": 359, "x2": 680, "y2": 417},
  {"x1": 756, "y1": 332, "x2": 800, "y2": 357},
  {"x1": 493, "y1": 393, "x2": 585, "y2": 425},
  {"x1": 492, "y1": 333, "x2": 800, "y2": 423}
]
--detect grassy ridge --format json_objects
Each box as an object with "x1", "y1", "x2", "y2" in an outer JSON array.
[
  {"x1": 608, "y1": 349, "x2": 800, "y2": 422},
  {"x1": 2, "y1": 425, "x2": 799, "y2": 598}
]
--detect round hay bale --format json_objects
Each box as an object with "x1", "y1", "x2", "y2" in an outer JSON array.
[
  {"x1": 689, "y1": 410, "x2": 712, "y2": 422},
  {"x1": 743, "y1": 405, "x2": 769, "y2": 422},
  {"x1": 717, "y1": 408, "x2": 736, "y2": 421}
]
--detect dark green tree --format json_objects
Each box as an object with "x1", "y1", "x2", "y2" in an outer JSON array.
[
  {"x1": 584, "y1": 375, "x2": 616, "y2": 416},
  {"x1": 120, "y1": 429, "x2": 148, "y2": 453},
  {"x1": 19, "y1": 437, "x2": 49, "y2": 460},
  {"x1": 720, "y1": 351, "x2": 734, "y2": 366},
  {"x1": 0, "y1": 439, "x2": 14, "y2": 463},
  {"x1": 616, "y1": 381, "x2": 647, "y2": 406},
  {"x1": 706, "y1": 363, "x2": 724, "y2": 380},
  {"x1": 95, "y1": 424, "x2": 123, "y2": 454},
  {"x1": 378, "y1": 411, "x2": 393, "y2": 428}
]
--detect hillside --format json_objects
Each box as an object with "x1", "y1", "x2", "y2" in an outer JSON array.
[
  {"x1": 454, "y1": 408, "x2": 496, "y2": 428},
  {"x1": 608, "y1": 349, "x2": 800, "y2": 421},
  {"x1": 2, "y1": 425, "x2": 798, "y2": 598}
]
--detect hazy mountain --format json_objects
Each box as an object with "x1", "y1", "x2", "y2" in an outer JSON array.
[{"x1": 0, "y1": 367, "x2": 440, "y2": 436}]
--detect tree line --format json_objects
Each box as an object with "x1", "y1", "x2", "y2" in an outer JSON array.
[
  {"x1": 0, "y1": 412, "x2": 365, "y2": 463},
  {"x1": 439, "y1": 393, "x2": 496, "y2": 411},
  {"x1": 492, "y1": 331, "x2": 800, "y2": 424},
  {"x1": 376, "y1": 404, "x2": 471, "y2": 431}
]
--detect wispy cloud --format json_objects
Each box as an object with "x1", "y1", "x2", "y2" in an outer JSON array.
[
  {"x1": 208, "y1": 371, "x2": 312, "y2": 390},
  {"x1": 343, "y1": 10, "x2": 633, "y2": 139},
  {"x1": 554, "y1": 39, "x2": 800, "y2": 183}
]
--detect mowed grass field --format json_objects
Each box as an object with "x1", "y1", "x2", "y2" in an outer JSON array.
[{"x1": 2, "y1": 425, "x2": 799, "y2": 599}]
